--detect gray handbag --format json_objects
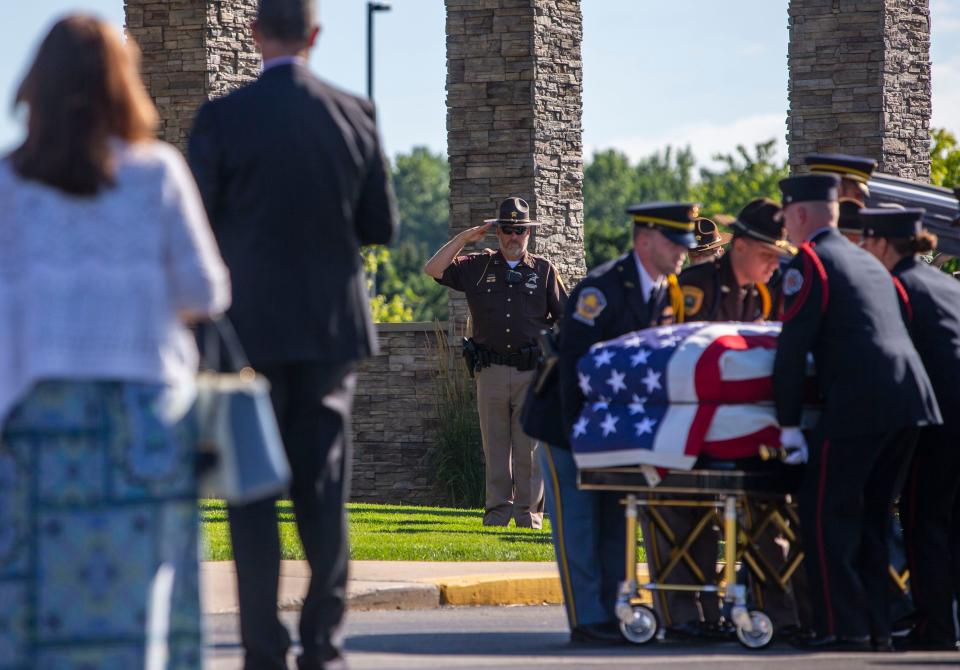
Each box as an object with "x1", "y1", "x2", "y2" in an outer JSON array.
[{"x1": 196, "y1": 318, "x2": 291, "y2": 504}]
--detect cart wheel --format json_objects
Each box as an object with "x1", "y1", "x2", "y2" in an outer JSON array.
[
  {"x1": 735, "y1": 610, "x2": 774, "y2": 650},
  {"x1": 619, "y1": 604, "x2": 659, "y2": 645}
]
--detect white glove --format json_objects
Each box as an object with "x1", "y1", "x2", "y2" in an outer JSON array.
[{"x1": 780, "y1": 427, "x2": 808, "y2": 465}]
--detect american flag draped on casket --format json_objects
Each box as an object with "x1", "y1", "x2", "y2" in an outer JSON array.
[{"x1": 571, "y1": 322, "x2": 795, "y2": 471}]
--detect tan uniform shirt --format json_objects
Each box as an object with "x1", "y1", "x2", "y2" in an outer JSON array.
[
  {"x1": 438, "y1": 249, "x2": 567, "y2": 354},
  {"x1": 678, "y1": 253, "x2": 773, "y2": 322}
]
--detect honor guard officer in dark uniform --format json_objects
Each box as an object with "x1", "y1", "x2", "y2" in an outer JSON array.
[
  {"x1": 424, "y1": 197, "x2": 566, "y2": 528},
  {"x1": 680, "y1": 198, "x2": 794, "y2": 322},
  {"x1": 860, "y1": 208, "x2": 960, "y2": 651},
  {"x1": 687, "y1": 217, "x2": 730, "y2": 266},
  {"x1": 837, "y1": 198, "x2": 864, "y2": 243},
  {"x1": 805, "y1": 152, "x2": 877, "y2": 205},
  {"x1": 773, "y1": 175, "x2": 941, "y2": 651},
  {"x1": 543, "y1": 202, "x2": 694, "y2": 645}
]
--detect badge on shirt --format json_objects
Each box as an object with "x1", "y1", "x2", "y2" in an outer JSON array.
[
  {"x1": 681, "y1": 286, "x2": 704, "y2": 316},
  {"x1": 573, "y1": 287, "x2": 607, "y2": 326},
  {"x1": 783, "y1": 268, "x2": 804, "y2": 296},
  {"x1": 486, "y1": 274, "x2": 497, "y2": 283},
  {"x1": 524, "y1": 273, "x2": 539, "y2": 290}
]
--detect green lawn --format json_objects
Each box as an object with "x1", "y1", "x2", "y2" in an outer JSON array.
[{"x1": 200, "y1": 500, "x2": 558, "y2": 562}]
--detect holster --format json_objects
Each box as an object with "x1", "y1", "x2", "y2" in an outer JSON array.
[{"x1": 462, "y1": 337, "x2": 479, "y2": 378}]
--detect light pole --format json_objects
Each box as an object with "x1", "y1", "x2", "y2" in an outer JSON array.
[{"x1": 367, "y1": 2, "x2": 391, "y2": 100}]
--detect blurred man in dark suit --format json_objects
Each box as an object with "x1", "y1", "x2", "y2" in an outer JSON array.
[{"x1": 188, "y1": 1, "x2": 398, "y2": 668}]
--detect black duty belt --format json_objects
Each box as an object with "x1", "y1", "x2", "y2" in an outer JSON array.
[{"x1": 464, "y1": 338, "x2": 540, "y2": 373}]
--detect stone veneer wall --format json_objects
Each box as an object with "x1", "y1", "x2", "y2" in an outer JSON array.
[
  {"x1": 445, "y1": 0, "x2": 586, "y2": 329},
  {"x1": 125, "y1": 0, "x2": 261, "y2": 152},
  {"x1": 787, "y1": 0, "x2": 931, "y2": 180},
  {"x1": 351, "y1": 323, "x2": 448, "y2": 505}
]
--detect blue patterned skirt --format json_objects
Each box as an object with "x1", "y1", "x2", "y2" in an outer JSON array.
[{"x1": 0, "y1": 381, "x2": 202, "y2": 670}]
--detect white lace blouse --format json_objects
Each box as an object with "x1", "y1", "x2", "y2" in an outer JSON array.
[{"x1": 0, "y1": 140, "x2": 231, "y2": 421}]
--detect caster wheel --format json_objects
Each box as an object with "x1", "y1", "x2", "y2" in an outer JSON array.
[
  {"x1": 619, "y1": 604, "x2": 659, "y2": 645},
  {"x1": 735, "y1": 609, "x2": 774, "y2": 649}
]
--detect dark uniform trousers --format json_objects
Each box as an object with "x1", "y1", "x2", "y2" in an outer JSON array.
[
  {"x1": 800, "y1": 428, "x2": 919, "y2": 639},
  {"x1": 227, "y1": 361, "x2": 356, "y2": 670},
  {"x1": 900, "y1": 426, "x2": 960, "y2": 642},
  {"x1": 555, "y1": 252, "x2": 681, "y2": 630},
  {"x1": 892, "y1": 256, "x2": 960, "y2": 643},
  {"x1": 774, "y1": 230, "x2": 939, "y2": 640}
]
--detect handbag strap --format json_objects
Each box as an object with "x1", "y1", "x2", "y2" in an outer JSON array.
[{"x1": 200, "y1": 316, "x2": 254, "y2": 374}]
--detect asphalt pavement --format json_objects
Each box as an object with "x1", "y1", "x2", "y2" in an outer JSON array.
[{"x1": 204, "y1": 605, "x2": 960, "y2": 670}]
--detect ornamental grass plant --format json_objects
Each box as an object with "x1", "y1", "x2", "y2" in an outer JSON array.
[{"x1": 427, "y1": 320, "x2": 486, "y2": 508}]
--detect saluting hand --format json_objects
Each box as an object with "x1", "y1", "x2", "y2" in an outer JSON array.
[{"x1": 460, "y1": 223, "x2": 492, "y2": 244}]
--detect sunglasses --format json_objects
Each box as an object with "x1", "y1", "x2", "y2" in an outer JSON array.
[{"x1": 499, "y1": 225, "x2": 529, "y2": 236}]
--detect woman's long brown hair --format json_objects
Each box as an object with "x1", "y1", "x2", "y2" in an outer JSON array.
[{"x1": 12, "y1": 15, "x2": 158, "y2": 196}]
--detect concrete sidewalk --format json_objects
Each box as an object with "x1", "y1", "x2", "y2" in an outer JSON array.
[{"x1": 201, "y1": 560, "x2": 575, "y2": 614}]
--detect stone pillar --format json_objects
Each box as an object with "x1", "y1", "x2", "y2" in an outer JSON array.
[
  {"x1": 446, "y1": 0, "x2": 585, "y2": 328},
  {"x1": 124, "y1": 0, "x2": 260, "y2": 153},
  {"x1": 787, "y1": 0, "x2": 932, "y2": 180}
]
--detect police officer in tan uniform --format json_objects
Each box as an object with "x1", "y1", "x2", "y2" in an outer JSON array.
[
  {"x1": 678, "y1": 197, "x2": 801, "y2": 633},
  {"x1": 425, "y1": 197, "x2": 567, "y2": 527},
  {"x1": 680, "y1": 198, "x2": 794, "y2": 322}
]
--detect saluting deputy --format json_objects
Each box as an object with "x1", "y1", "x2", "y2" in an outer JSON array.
[
  {"x1": 424, "y1": 197, "x2": 566, "y2": 528},
  {"x1": 680, "y1": 198, "x2": 793, "y2": 322},
  {"x1": 686, "y1": 217, "x2": 730, "y2": 266},
  {"x1": 773, "y1": 175, "x2": 941, "y2": 651},
  {"x1": 545, "y1": 202, "x2": 694, "y2": 644},
  {"x1": 860, "y1": 208, "x2": 960, "y2": 651},
  {"x1": 804, "y1": 152, "x2": 877, "y2": 205}
]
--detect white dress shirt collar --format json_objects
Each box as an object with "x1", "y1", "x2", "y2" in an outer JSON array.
[
  {"x1": 633, "y1": 251, "x2": 664, "y2": 302},
  {"x1": 262, "y1": 56, "x2": 307, "y2": 73}
]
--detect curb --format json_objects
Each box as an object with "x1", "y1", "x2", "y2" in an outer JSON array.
[{"x1": 432, "y1": 573, "x2": 563, "y2": 607}]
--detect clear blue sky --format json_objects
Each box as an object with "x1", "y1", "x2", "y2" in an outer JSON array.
[{"x1": 3, "y1": 0, "x2": 959, "y2": 166}]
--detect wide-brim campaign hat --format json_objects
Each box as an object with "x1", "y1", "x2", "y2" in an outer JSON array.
[
  {"x1": 691, "y1": 217, "x2": 731, "y2": 252},
  {"x1": 484, "y1": 196, "x2": 542, "y2": 226},
  {"x1": 805, "y1": 152, "x2": 877, "y2": 197},
  {"x1": 627, "y1": 201, "x2": 700, "y2": 248},
  {"x1": 730, "y1": 198, "x2": 796, "y2": 257}
]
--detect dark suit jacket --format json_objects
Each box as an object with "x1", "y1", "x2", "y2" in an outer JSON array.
[
  {"x1": 893, "y1": 256, "x2": 960, "y2": 430},
  {"x1": 773, "y1": 228, "x2": 940, "y2": 438},
  {"x1": 189, "y1": 63, "x2": 398, "y2": 365},
  {"x1": 558, "y1": 252, "x2": 678, "y2": 441}
]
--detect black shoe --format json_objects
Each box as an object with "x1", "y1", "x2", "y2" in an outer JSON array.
[
  {"x1": 871, "y1": 637, "x2": 894, "y2": 653},
  {"x1": 791, "y1": 633, "x2": 872, "y2": 652},
  {"x1": 894, "y1": 633, "x2": 959, "y2": 652},
  {"x1": 570, "y1": 622, "x2": 624, "y2": 645}
]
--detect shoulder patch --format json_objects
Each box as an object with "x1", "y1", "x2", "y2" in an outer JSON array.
[
  {"x1": 681, "y1": 286, "x2": 704, "y2": 315},
  {"x1": 573, "y1": 287, "x2": 607, "y2": 326},
  {"x1": 783, "y1": 268, "x2": 804, "y2": 296}
]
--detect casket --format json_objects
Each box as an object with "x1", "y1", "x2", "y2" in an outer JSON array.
[{"x1": 570, "y1": 322, "x2": 817, "y2": 471}]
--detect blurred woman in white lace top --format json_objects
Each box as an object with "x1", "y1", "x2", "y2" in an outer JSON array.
[{"x1": 0, "y1": 15, "x2": 229, "y2": 669}]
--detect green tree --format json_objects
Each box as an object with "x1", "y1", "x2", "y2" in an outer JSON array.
[
  {"x1": 583, "y1": 146, "x2": 695, "y2": 269},
  {"x1": 931, "y1": 128, "x2": 960, "y2": 189},
  {"x1": 393, "y1": 146, "x2": 450, "y2": 251},
  {"x1": 362, "y1": 246, "x2": 414, "y2": 323},
  {"x1": 693, "y1": 140, "x2": 788, "y2": 219},
  {"x1": 363, "y1": 146, "x2": 451, "y2": 323}
]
